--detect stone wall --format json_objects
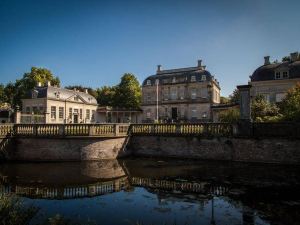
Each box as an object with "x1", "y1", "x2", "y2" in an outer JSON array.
[
  {"x1": 129, "y1": 136, "x2": 300, "y2": 164},
  {"x1": 7, "y1": 137, "x2": 130, "y2": 161}
]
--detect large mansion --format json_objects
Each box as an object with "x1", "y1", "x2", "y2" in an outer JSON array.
[
  {"x1": 141, "y1": 60, "x2": 220, "y2": 122},
  {"x1": 249, "y1": 52, "x2": 300, "y2": 103}
]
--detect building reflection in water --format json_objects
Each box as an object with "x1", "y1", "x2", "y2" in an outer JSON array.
[{"x1": 0, "y1": 158, "x2": 299, "y2": 225}]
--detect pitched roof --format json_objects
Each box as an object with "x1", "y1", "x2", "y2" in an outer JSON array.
[{"x1": 25, "y1": 86, "x2": 98, "y2": 105}]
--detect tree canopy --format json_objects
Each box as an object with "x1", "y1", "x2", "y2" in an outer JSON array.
[
  {"x1": 114, "y1": 73, "x2": 142, "y2": 108},
  {"x1": 280, "y1": 83, "x2": 300, "y2": 122},
  {"x1": 96, "y1": 86, "x2": 117, "y2": 106},
  {"x1": 251, "y1": 95, "x2": 281, "y2": 122},
  {"x1": 229, "y1": 88, "x2": 240, "y2": 104}
]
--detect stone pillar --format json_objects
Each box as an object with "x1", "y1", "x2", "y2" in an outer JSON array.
[
  {"x1": 14, "y1": 107, "x2": 21, "y2": 124},
  {"x1": 236, "y1": 85, "x2": 252, "y2": 137},
  {"x1": 237, "y1": 85, "x2": 251, "y2": 120}
]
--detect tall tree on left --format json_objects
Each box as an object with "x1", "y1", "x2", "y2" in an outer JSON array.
[{"x1": 12, "y1": 67, "x2": 60, "y2": 108}]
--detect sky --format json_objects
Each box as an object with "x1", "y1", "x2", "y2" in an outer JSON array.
[{"x1": 0, "y1": 0, "x2": 299, "y2": 96}]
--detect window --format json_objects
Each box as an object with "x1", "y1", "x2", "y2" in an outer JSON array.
[
  {"x1": 32, "y1": 106, "x2": 38, "y2": 114},
  {"x1": 276, "y1": 93, "x2": 286, "y2": 102},
  {"x1": 191, "y1": 89, "x2": 197, "y2": 99},
  {"x1": 179, "y1": 86, "x2": 185, "y2": 99},
  {"x1": 31, "y1": 90, "x2": 38, "y2": 99},
  {"x1": 191, "y1": 76, "x2": 196, "y2": 82},
  {"x1": 171, "y1": 87, "x2": 177, "y2": 100},
  {"x1": 80, "y1": 109, "x2": 82, "y2": 119},
  {"x1": 155, "y1": 79, "x2": 159, "y2": 85},
  {"x1": 26, "y1": 107, "x2": 30, "y2": 114},
  {"x1": 146, "y1": 80, "x2": 151, "y2": 85},
  {"x1": 92, "y1": 110, "x2": 95, "y2": 121},
  {"x1": 275, "y1": 72, "x2": 281, "y2": 79},
  {"x1": 59, "y1": 107, "x2": 64, "y2": 119},
  {"x1": 146, "y1": 110, "x2": 151, "y2": 119},
  {"x1": 74, "y1": 96, "x2": 79, "y2": 101},
  {"x1": 200, "y1": 88, "x2": 208, "y2": 98},
  {"x1": 202, "y1": 112, "x2": 207, "y2": 119},
  {"x1": 262, "y1": 94, "x2": 270, "y2": 103},
  {"x1": 172, "y1": 77, "x2": 176, "y2": 83},
  {"x1": 69, "y1": 108, "x2": 72, "y2": 118},
  {"x1": 146, "y1": 93, "x2": 151, "y2": 102},
  {"x1": 51, "y1": 106, "x2": 56, "y2": 119},
  {"x1": 191, "y1": 108, "x2": 197, "y2": 118},
  {"x1": 39, "y1": 106, "x2": 44, "y2": 113},
  {"x1": 163, "y1": 89, "x2": 169, "y2": 100},
  {"x1": 201, "y1": 75, "x2": 206, "y2": 81},
  {"x1": 283, "y1": 71, "x2": 289, "y2": 78},
  {"x1": 86, "y1": 109, "x2": 90, "y2": 120}
]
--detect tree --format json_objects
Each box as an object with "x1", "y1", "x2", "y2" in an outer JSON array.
[
  {"x1": 251, "y1": 95, "x2": 281, "y2": 122},
  {"x1": 65, "y1": 85, "x2": 97, "y2": 98},
  {"x1": 282, "y1": 56, "x2": 290, "y2": 62},
  {"x1": 96, "y1": 86, "x2": 117, "y2": 106},
  {"x1": 229, "y1": 89, "x2": 240, "y2": 104},
  {"x1": 0, "y1": 83, "x2": 5, "y2": 103},
  {"x1": 220, "y1": 96, "x2": 230, "y2": 104},
  {"x1": 219, "y1": 108, "x2": 240, "y2": 123},
  {"x1": 7, "y1": 67, "x2": 60, "y2": 108},
  {"x1": 280, "y1": 83, "x2": 300, "y2": 122},
  {"x1": 114, "y1": 73, "x2": 142, "y2": 108}
]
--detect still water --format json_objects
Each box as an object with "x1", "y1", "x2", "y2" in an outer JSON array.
[{"x1": 0, "y1": 158, "x2": 300, "y2": 225}]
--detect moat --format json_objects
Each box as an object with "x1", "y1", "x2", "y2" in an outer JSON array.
[{"x1": 1, "y1": 158, "x2": 300, "y2": 225}]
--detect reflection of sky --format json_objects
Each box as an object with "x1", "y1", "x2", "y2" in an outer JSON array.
[{"x1": 23, "y1": 187, "x2": 268, "y2": 225}]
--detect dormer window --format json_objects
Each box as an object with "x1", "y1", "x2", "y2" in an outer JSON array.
[
  {"x1": 191, "y1": 76, "x2": 196, "y2": 82},
  {"x1": 282, "y1": 71, "x2": 289, "y2": 78},
  {"x1": 201, "y1": 75, "x2": 206, "y2": 81},
  {"x1": 172, "y1": 77, "x2": 176, "y2": 83},
  {"x1": 31, "y1": 90, "x2": 38, "y2": 99},
  {"x1": 55, "y1": 92, "x2": 60, "y2": 99},
  {"x1": 275, "y1": 72, "x2": 281, "y2": 79},
  {"x1": 74, "y1": 96, "x2": 79, "y2": 101},
  {"x1": 146, "y1": 80, "x2": 151, "y2": 86}
]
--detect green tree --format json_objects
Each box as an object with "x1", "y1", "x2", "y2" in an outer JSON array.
[
  {"x1": 280, "y1": 83, "x2": 300, "y2": 121},
  {"x1": 220, "y1": 96, "x2": 230, "y2": 104},
  {"x1": 219, "y1": 108, "x2": 240, "y2": 123},
  {"x1": 3, "y1": 82, "x2": 16, "y2": 106},
  {"x1": 0, "y1": 83, "x2": 5, "y2": 103},
  {"x1": 96, "y1": 86, "x2": 117, "y2": 106},
  {"x1": 229, "y1": 89, "x2": 240, "y2": 104},
  {"x1": 114, "y1": 73, "x2": 141, "y2": 108},
  {"x1": 282, "y1": 56, "x2": 290, "y2": 62},
  {"x1": 8, "y1": 67, "x2": 60, "y2": 107},
  {"x1": 251, "y1": 95, "x2": 281, "y2": 122}
]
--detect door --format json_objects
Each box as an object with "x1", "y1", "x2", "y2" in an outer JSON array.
[
  {"x1": 73, "y1": 114, "x2": 78, "y2": 123},
  {"x1": 171, "y1": 107, "x2": 177, "y2": 120}
]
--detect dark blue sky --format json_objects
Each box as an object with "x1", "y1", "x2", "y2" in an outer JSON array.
[{"x1": 0, "y1": 0, "x2": 299, "y2": 96}]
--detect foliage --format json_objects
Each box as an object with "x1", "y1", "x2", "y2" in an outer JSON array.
[
  {"x1": 220, "y1": 96, "x2": 230, "y2": 104},
  {"x1": 251, "y1": 95, "x2": 281, "y2": 122},
  {"x1": 280, "y1": 83, "x2": 300, "y2": 122},
  {"x1": 96, "y1": 86, "x2": 117, "y2": 106},
  {"x1": 218, "y1": 108, "x2": 240, "y2": 123},
  {"x1": 65, "y1": 85, "x2": 97, "y2": 98},
  {"x1": 282, "y1": 56, "x2": 290, "y2": 62},
  {"x1": 114, "y1": 73, "x2": 141, "y2": 108},
  {"x1": 1, "y1": 67, "x2": 60, "y2": 108},
  {"x1": 0, "y1": 194, "x2": 39, "y2": 225},
  {"x1": 229, "y1": 89, "x2": 240, "y2": 104}
]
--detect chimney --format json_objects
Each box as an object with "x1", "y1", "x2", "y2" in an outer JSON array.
[
  {"x1": 73, "y1": 88, "x2": 77, "y2": 92},
  {"x1": 290, "y1": 52, "x2": 299, "y2": 62},
  {"x1": 157, "y1": 65, "x2": 162, "y2": 73},
  {"x1": 85, "y1": 88, "x2": 88, "y2": 94},
  {"x1": 37, "y1": 82, "x2": 42, "y2": 87},
  {"x1": 197, "y1": 60, "x2": 202, "y2": 67},
  {"x1": 264, "y1": 56, "x2": 270, "y2": 65},
  {"x1": 47, "y1": 81, "x2": 51, "y2": 86}
]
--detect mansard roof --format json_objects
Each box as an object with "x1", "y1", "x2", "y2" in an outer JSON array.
[
  {"x1": 26, "y1": 86, "x2": 98, "y2": 105},
  {"x1": 142, "y1": 63, "x2": 219, "y2": 88},
  {"x1": 251, "y1": 56, "x2": 300, "y2": 82}
]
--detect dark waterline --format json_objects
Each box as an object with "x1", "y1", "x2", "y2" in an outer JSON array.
[{"x1": 1, "y1": 158, "x2": 300, "y2": 225}]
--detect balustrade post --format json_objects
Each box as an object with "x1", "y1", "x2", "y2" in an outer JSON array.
[
  {"x1": 115, "y1": 124, "x2": 119, "y2": 136},
  {"x1": 58, "y1": 124, "x2": 65, "y2": 136},
  {"x1": 89, "y1": 125, "x2": 95, "y2": 136},
  {"x1": 176, "y1": 124, "x2": 181, "y2": 134}
]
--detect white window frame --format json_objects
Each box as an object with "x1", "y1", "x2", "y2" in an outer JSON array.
[
  {"x1": 146, "y1": 80, "x2": 151, "y2": 86},
  {"x1": 191, "y1": 76, "x2": 196, "y2": 82},
  {"x1": 201, "y1": 75, "x2": 206, "y2": 81},
  {"x1": 191, "y1": 89, "x2": 197, "y2": 100}
]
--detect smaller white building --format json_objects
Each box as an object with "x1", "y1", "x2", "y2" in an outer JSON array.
[{"x1": 21, "y1": 82, "x2": 98, "y2": 124}]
